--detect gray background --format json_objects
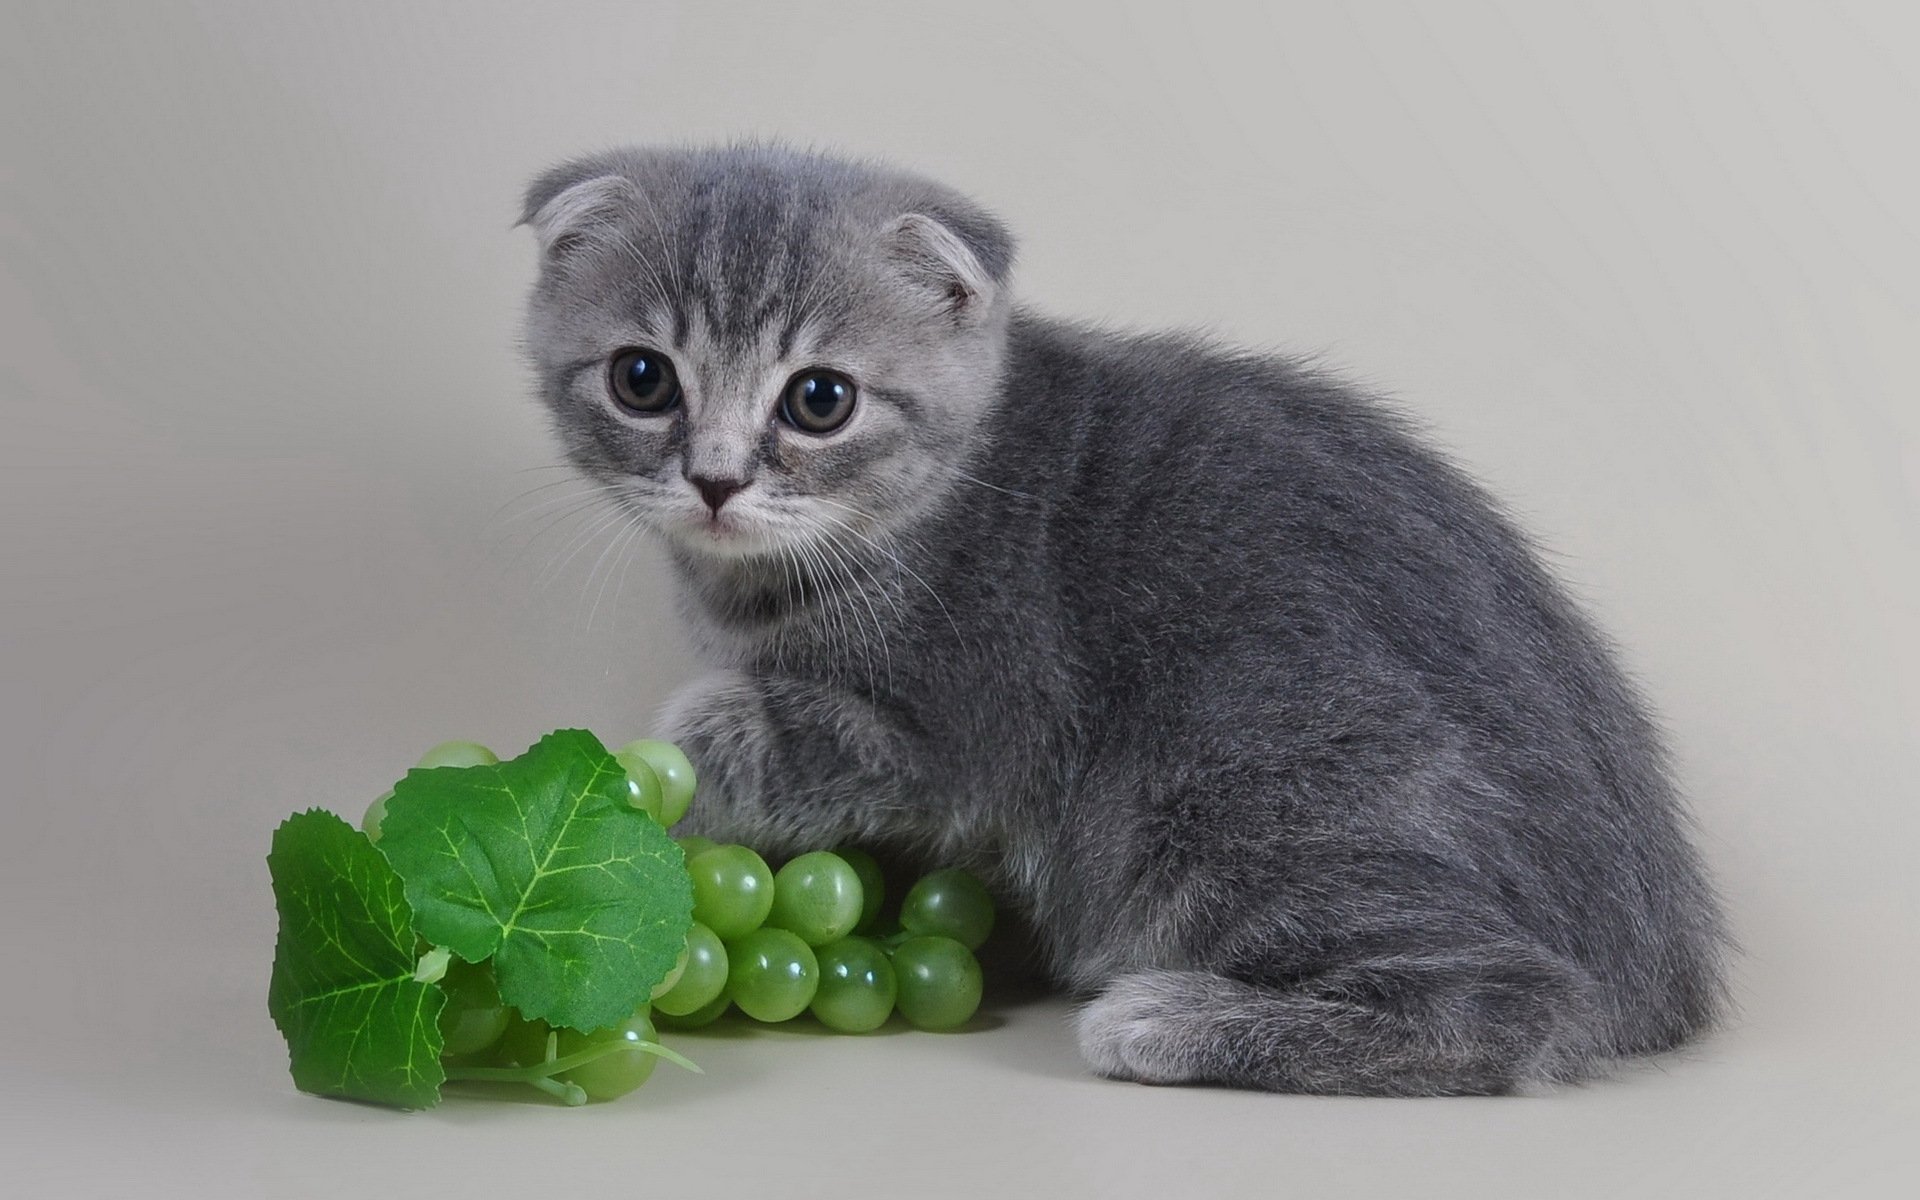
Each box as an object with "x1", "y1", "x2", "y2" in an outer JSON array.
[{"x1": 2, "y1": 1, "x2": 1914, "y2": 1196}]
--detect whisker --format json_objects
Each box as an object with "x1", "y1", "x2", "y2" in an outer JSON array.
[
  {"x1": 537, "y1": 499, "x2": 635, "y2": 592},
  {"x1": 802, "y1": 526, "x2": 871, "y2": 683},
  {"x1": 768, "y1": 544, "x2": 795, "y2": 674},
  {"x1": 926, "y1": 461, "x2": 1039, "y2": 502},
  {"x1": 491, "y1": 481, "x2": 622, "y2": 527},
  {"x1": 606, "y1": 225, "x2": 678, "y2": 321},
  {"x1": 629, "y1": 186, "x2": 690, "y2": 311},
  {"x1": 805, "y1": 536, "x2": 863, "y2": 685},
  {"x1": 583, "y1": 502, "x2": 648, "y2": 635},
  {"x1": 488, "y1": 488, "x2": 624, "y2": 575},
  {"x1": 786, "y1": 537, "x2": 828, "y2": 664},
  {"x1": 807, "y1": 525, "x2": 893, "y2": 694},
  {"x1": 808, "y1": 500, "x2": 962, "y2": 642},
  {"x1": 798, "y1": 536, "x2": 851, "y2": 677},
  {"x1": 606, "y1": 507, "x2": 657, "y2": 639},
  {"x1": 779, "y1": 259, "x2": 837, "y2": 349},
  {"x1": 493, "y1": 474, "x2": 595, "y2": 512}
]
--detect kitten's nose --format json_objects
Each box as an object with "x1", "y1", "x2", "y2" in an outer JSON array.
[{"x1": 690, "y1": 474, "x2": 748, "y2": 514}]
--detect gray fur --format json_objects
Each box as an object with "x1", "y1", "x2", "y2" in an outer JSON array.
[{"x1": 518, "y1": 141, "x2": 1728, "y2": 1095}]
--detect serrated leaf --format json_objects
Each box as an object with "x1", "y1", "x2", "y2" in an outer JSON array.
[
  {"x1": 377, "y1": 729, "x2": 692, "y2": 1032},
  {"x1": 267, "y1": 810, "x2": 446, "y2": 1109}
]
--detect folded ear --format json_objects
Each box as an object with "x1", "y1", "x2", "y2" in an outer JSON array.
[
  {"x1": 519, "y1": 165, "x2": 634, "y2": 262},
  {"x1": 883, "y1": 209, "x2": 1015, "y2": 323}
]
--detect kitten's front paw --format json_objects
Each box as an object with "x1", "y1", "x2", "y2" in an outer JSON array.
[
  {"x1": 658, "y1": 672, "x2": 772, "y2": 839},
  {"x1": 1073, "y1": 971, "x2": 1211, "y2": 1085}
]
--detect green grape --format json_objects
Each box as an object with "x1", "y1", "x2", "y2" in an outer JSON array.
[
  {"x1": 688, "y1": 844, "x2": 774, "y2": 939},
  {"x1": 650, "y1": 942, "x2": 689, "y2": 1000},
  {"x1": 616, "y1": 739, "x2": 697, "y2": 826},
  {"x1": 892, "y1": 935, "x2": 983, "y2": 1031},
  {"x1": 360, "y1": 789, "x2": 393, "y2": 842},
  {"x1": 613, "y1": 749, "x2": 666, "y2": 822},
  {"x1": 675, "y1": 835, "x2": 719, "y2": 861},
  {"x1": 833, "y1": 846, "x2": 887, "y2": 932},
  {"x1": 654, "y1": 922, "x2": 729, "y2": 1017},
  {"x1": 367, "y1": 740, "x2": 499, "y2": 842},
  {"x1": 437, "y1": 959, "x2": 509, "y2": 1058},
  {"x1": 494, "y1": 1010, "x2": 555, "y2": 1068},
  {"x1": 725, "y1": 927, "x2": 819, "y2": 1022},
  {"x1": 556, "y1": 1010, "x2": 660, "y2": 1102},
  {"x1": 415, "y1": 740, "x2": 499, "y2": 770},
  {"x1": 655, "y1": 993, "x2": 730, "y2": 1030},
  {"x1": 765, "y1": 851, "x2": 863, "y2": 946},
  {"x1": 810, "y1": 936, "x2": 897, "y2": 1034},
  {"x1": 899, "y1": 868, "x2": 995, "y2": 950}
]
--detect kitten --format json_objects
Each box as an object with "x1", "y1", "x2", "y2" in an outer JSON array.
[{"x1": 518, "y1": 142, "x2": 1727, "y2": 1095}]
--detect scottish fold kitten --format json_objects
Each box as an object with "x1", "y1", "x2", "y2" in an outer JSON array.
[{"x1": 518, "y1": 143, "x2": 1725, "y2": 1095}]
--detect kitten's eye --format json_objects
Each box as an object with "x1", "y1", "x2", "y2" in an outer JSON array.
[
  {"x1": 608, "y1": 348, "x2": 681, "y2": 414},
  {"x1": 780, "y1": 370, "x2": 857, "y2": 434}
]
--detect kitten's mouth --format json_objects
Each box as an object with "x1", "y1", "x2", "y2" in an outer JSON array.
[{"x1": 668, "y1": 507, "x2": 775, "y2": 559}]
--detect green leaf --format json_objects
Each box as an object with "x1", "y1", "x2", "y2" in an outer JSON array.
[
  {"x1": 267, "y1": 810, "x2": 446, "y2": 1109},
  {"x1": 378, "y1": 729, "x2": 693, "y2": 1032}
]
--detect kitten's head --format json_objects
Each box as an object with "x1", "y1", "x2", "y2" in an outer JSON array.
[{"x1": 519, "y1": 143, "x2": 1016, "y2": 564}]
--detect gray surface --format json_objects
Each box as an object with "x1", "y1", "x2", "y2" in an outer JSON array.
[{"x1": 1, "y1": 1, "x2": 1914, "y2": 1196}]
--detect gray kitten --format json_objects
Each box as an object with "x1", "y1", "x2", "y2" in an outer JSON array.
[{"x1": 518, "y1": 142, "x2": 1726, "y2": 1095}]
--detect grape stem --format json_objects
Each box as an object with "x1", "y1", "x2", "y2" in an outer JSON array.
[
  {"x1": 526, "y1": 1076, "x2": 588, "y2": 1106},
  {"x1": 443, "y1": 1038, "x2": 703, "y2": 1090}
]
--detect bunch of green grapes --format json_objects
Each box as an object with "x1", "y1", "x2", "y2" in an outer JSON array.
[
  {"x1": 655, "y1": 840, "x2": 993, "y2": 1036},
  {"x1": 423, "y1": 955, "x2": 682, "y2": 1105},
  {"x1": 361, "y1": 736, "x2": 993, "y2": 1103},
  {"x1": 363, "y1": 738, "x2": 703, "y2": 1103}
]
